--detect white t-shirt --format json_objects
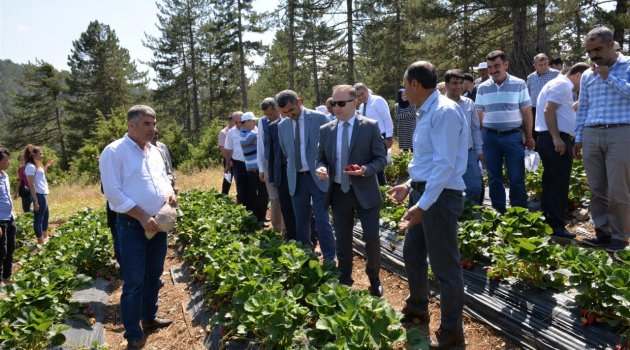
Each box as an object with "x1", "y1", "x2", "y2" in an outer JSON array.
[
  {"x1": 535, "y1": 74, "x2": 576, "y2": 136},
  {"x1": 224, "y1": 126, "x2": 245, "y2": 161},
  {"x1": 25, "y1": 163, "x2": 49, "y2": 195}
]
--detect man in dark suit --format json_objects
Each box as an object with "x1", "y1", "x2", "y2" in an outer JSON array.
[
  {"x1": 315, "y1": 84, "x2": 387, "y2": 296},
  {"x1": 276, "y1": 90, "x2": 336, "y2": 261},
  {"x1": 267, "y1": 115, "x2": 297, "y2": 240}
]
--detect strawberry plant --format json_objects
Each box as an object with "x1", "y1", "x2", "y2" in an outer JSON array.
[
  {"x1": 568, "y1": 160, "x2": 590, "y2": 210},
  {"x1": 384, "y1": 152, "x2": 412, "y2": 185}
]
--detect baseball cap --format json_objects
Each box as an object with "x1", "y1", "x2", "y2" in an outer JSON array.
[
  {"x1": 476, "y1": 62, "x2": 488, "y2": 70},
  {"x1": 241, "y1": 112, "x2": 256, "y2": 121}
]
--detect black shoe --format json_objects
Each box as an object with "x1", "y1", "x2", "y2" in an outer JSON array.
[
  {"x1": 401, "y1": 307, "x2": 430, "y2": 323},
  {"x1": 552, "y1": 228, "x2": 576, "y2": 239},
  {"x1": 126, "y1": 338, "x2": 146, "y2": 350},
  {"x1": 605, "y1": 239, "x2": 629, "y2": 253},
  {"x1": 141, "y1": 317, "x2": 173, "y2": 331},
  {"x1": 430, "y1": 328, "x2": 465, "y2": 349},
  {"x1": 581, "y1": 236, "x2": 611, "y2": 247},
  {"x1": 369, "y1": 282, "x2": 383, "y2": 298}
]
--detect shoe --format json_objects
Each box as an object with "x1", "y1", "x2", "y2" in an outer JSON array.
[
  {"x1": 401, "y1": 306, "x2": 430, "y2": 323},
  {"x1": 141, "y1": 317, "x2": 173, "y2": 331},
  {"x1": 605, "y1": 239, "x2": 629, "y2": 253},
  {"x1": 552, "y1": 228, "x2": 576, "y2": 239},
  {"x1": 581, "y1": 236, "x2": 611, "y2": 247},
  {"x1": 430, "y1": 328, "x2": 465, "y2": 349},
  {"x1": 369, "y1": 283, "x2": 384, "y2": 298},
  {"x1": 126, "y1": 337, "x2": 146, "y2": 350}
]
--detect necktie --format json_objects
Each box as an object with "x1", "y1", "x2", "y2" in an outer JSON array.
[
  {"x1": 341, "y1": 121, "x2": 350, "y2": 193},
  {"x1": 362, "y1": 103, "x2": 366, "y2": 117},
  {"x1": 294, "y1": 119, "x2": 303, "y2": 171}
]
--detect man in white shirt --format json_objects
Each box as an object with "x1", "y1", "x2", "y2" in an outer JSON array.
[
  {"x1": 536, "y1": 63, "x2": 589, "y2": 239},
  {"x1": 100, "y1": 105, "x2": 176, "y2": 350},
  {"x1": 355, "y1": 83, "x2": 393, "y2": 185},
  {"x1": 257, "y1": 98, "x2": 284, "y2": 232},
  {"x1": 218, "y1": 115, "x2": 235, "y2": 195},
  {"x1": 223, "y1": 111, "x2": 246, "y2": 204}
]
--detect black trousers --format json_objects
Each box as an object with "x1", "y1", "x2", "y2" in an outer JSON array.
[
  {"x1": 276, "y1": 166, "x2": 297, "y2": 240},
  {"x1": 243, "y1": 170, "x2": 268, "y2": 222},
  {"x1": 531, "y1": 107, "x2": 539, "y2": 143},
  {"x1": 222, "y1": 158, "x2": 232, "y2": 195},
  {"x1": 232, "y1": 160, "x2": 247, "y2": 205},
  {"x1": 538, "y1": 131, "x2": 574, "y2": 229},
  {"x1": 0, "y1": 218, "x2": 16, "y2": 280}
]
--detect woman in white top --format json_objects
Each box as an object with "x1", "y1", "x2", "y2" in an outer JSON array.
[{"x1": 23, "y1": 144, "x2": 53, "y2": 244}]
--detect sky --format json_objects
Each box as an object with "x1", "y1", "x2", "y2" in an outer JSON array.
[{"x1": 0, "y1": 0, "x2": 278, "y2": 86}]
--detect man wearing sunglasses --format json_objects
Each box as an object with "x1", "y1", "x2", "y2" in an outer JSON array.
[
  {"x1": 316, "y1": 85, "x2": 387, "y2": 296},
  {"x1": 276, "y1": 90, "x2": 336, "y2": 261}
]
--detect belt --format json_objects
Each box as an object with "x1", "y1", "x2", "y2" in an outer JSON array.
[
  {"x1": 587, "y1": 123, "x2": 630, "y2": 129},
  {"x1": 485, "y1": 128, "x2": 521, "y2": 135},
  {"x1": 538, "y1": 131, "x2": 575, "y2": 142},
  {"x1": 410, "y1": 181, "x2": 461, "y2": 194},
  {"x1": 297, "y1": 170, "x2": 310, "y2": 175}
]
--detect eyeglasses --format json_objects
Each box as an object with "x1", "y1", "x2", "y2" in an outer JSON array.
[{"x1": 330, "y1": 99, "x2": 355, "y2": 107}]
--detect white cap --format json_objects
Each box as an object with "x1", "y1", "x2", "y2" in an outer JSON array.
[
  {"x1": 476, "y1": 62, "x2": 488, "y2": 70},
  {"x1": 241, "y1": 112, "x2": 256, "y2": 121}
]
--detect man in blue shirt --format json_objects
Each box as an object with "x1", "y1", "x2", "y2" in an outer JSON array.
[
  {"x1": 388, "y1": 61, "x2": 468, "y2": 349},
  {"x1": 573, "y1": 26, "x2": 630, "y2": 252}
]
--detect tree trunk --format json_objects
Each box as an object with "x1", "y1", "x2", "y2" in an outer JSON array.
[
  {"x1": 312, "y1": 43, "x2": 320, "y2": 105},
  {"x1": 54, "y1": 101, "x2": 67, "y2": 168},
  {"x1": 346, "y1": 0, "x2": 354, "y2": 84},
  {"x1": 187, "y1": 4, "x2": 200, "y2": 132},
  {"x1": 510, "y1": 5, "x2": 531, "y2": 79},
  {"x1": 613, "y1": 0, "x2": 627, "y2": 47},
  {"x1": 462, "y1": 2, "x2": 472, "y2": 71},
  {"x1": 288, "y1": 0, "x2": 296, "y2": 90},
  {"x1": 536, "y1": 0, "x2": 547, "y2": 54},
  {"x1": 237, "y1": 0, "x2": 249, "y2": 109}
]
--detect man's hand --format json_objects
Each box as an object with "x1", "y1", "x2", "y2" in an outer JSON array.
[
  {"x1": 592, "y1": 64, "x2": 609, "y2": 80},
  {"x1": 259, "y1": 173, "x2": 265, "y2": 182},
  {"x1": 142, "y1": 216, "x2": 160, "y2": 235},
  {"x1": 552, "y1": 136, "x2": 567, "y2": 155},
  {"x1": 524, "y1": 136, "x2": 536, "y2": 150},
  {"x1": 33, "y1": 202, "x2": 40, "y2": 212},
  {"x1": 166, "y1": 194, "x2": 178, "y2": 207},
  {"x1": 0, "y1": 225, "x2": 3, "y2": 238},
  {"x1": 225, "y1": 160, "x2": 232, "y2": 172},
  {"x1": 399, "y1": 206, "x2": 423, "y2": 231},
  {"x1": 478, "y1": 154, "x2": 485, "y2": 163},
  {"x1": 572, "y1": 142, "x2": 583, "y2": 159},
  {"x1": 384, "y1": 138, "x2": 393, "y2": 148},
  {"x1": 315, "y1": 167, "x2": 329, "y2": 181},
  {"x1": 343, "y1": 165, "x2": 367, "y2": 177},
  {"x1": 387, "y1": 184, "x2": 410, "y2": 204}
]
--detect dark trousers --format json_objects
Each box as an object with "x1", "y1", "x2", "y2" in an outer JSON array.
[
  {"x1": 232, "y1": 160, "x2": 247, "y2": 204},
  {"x1": 538, "y1": 131, "x2": 573, "y2": 229},
  {"x1": 106, "y1": 202, "x2": 122, "y2": 270},
  {"x1": 117, "y1": 215, "x2": 167, "y2": 341},
  {"x1": 531, "y1": 107, "x2": 539, "y2": 142},
  {"x1": 20, "y1": 194, "x2": 32, "y2": 213},
  {"x1": 403, "y1": 187, "x2": 464, "y2": 333},
  {"x1": 0, "y1": 218, "x2": 16, "y2": 280},
  {"x1": 377, "y1": 133, "x2": 387, "y2": 185},
  {"x1": 330, "y1": 184, "x2": 380, "y2": 286},
  {"x1": 222, "y1": 158, "x2": 232, "y2": 195},
  {"x1": 276, "y1": 167, "x2": 297, "y2": 241},
  {"x1": 243, "y1": 170, "x2": 268, "y2": 222}
]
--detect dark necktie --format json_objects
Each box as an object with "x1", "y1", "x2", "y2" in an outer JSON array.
[
  {"x1": 362, "y1": 103, "x2": 366, "y2": 117},
  {"x1": 294, "y1": 119, "x2": 303, "y2": 171},
  {"x1": 341, "y1": 121, "x2": 350, "y2": 193}
]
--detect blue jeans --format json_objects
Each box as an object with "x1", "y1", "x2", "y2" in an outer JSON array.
[
  {"x1": 482, "y1": 130, "x2": 527, "y2": 212},
  {"x1": 462, "y1": 148, "x2": 483, "y2": 205},
  {"x1": 403, "y1": 188, "x2": 464, "y2": 333},
  {"x1": 33, "y1": 193, "x2": 49, "y2": 238},
  {"x1": 117, "y1": 215, "x2": 167, "y2": 341},
  {"x1": 291, "y1": 172, "x2": 336, "y2": 260},
  {"x1": 20, "y1": 194, "x2": 32, "y2": 213}
]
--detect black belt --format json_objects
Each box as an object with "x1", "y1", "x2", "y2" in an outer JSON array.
[
  {"x1": 485, "y1": 128, "x2": 521, "y2": 135},
  {"x1": 297, "y1": 170, "x2": 310, "y2": 175},
  {"x1": 410, "y1": 181, "x2": 461, "y2": 194},
  {"x1": 538, "y1": 131, "x2": 575, "y2": 142},
  {"x1": 587, "y1": 123, "x2": 630, "y2": 129},
  {"x1": 118, "y1": 213, "x2": 137, "y2": 222}
]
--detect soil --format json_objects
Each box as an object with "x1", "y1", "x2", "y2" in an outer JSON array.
[{"x1": 102, "y1": 241, "x2": 521, "y2": 350}]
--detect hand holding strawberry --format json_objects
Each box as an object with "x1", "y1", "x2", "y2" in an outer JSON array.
[{"x1": 343, "y1": 164, "x2": 366, "y2": 176}]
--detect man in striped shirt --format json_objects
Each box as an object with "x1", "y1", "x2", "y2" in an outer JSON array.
[
  {"x1": 476, "y1": 50, "x2": 535, "y2": 213},
  {"x1": 573, "y1": 26, "x2": 630, "y2": 252}
]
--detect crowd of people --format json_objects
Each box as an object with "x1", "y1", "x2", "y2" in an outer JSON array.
[{"x1": 0, "y1": 25, "x2": 627, "y2": 350}]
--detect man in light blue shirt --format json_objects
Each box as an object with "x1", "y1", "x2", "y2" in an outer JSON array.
[
  {"x1": 388, "y1": 61, "x2": 467, "y2": 349},
  {"x1": 572, "y1": 26, "x2": 630, "y2": 251}
]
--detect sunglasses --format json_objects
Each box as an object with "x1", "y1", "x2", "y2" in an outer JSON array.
[{"x1": 330, "y1": 99, "x2": 355, "y2": 107}]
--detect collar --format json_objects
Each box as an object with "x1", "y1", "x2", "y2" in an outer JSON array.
[
  {"x1": 417, "y1": 90, "x2": 440, "y2": 116},
  {"x1": 124, "y1": 133, "x2": 152, "y2": 152},
  {"x1": 339, "y1": 115, "x2": 356, "y2": 127},
  {"x1": 491, "y1": 73, "x2": 511, "y2": 86}
]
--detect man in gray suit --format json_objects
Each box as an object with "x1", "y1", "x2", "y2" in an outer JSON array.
[
  {"x1": 276, "y1": 90, "x2": 336, "y2": 261},
  {"x1": 316, "y1": 84, "x2": 387, "y2": 296}
]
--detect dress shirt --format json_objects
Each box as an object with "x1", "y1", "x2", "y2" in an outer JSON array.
[
  {"x1": 455, "y1": 96, "x2": 483, "y2": 155},
  {"x1": 224, "y1": 126, "x2": 245, "y2": 161},
  {"x1": 476, "y1": 74, "x2": 532, "y2": 131},
  {"x1": 408, "y1": 91, "x2": 468, "y2": 210},
  {"x1": 527, "y1": 68, "x2": 560, "y2": 107},
  {"x1": 334, "y1": 115, "x2": 356, "y2": 184},
  {"x1": 0, "y1": 171, "x2": 13, "y2": 220},
  {"x1": 292, "y1": 109, "x2": 309, "y2": 172},
  {"x1": 535, "y1": 74, "x2": 576, "y2": 135},
  {"x1": 256, "y1": 117, "x2": 272, "y2": 174},
  {"x1": 100, "y1": 134, "x2": 174, "y2": 217},
  {"x1": 575, "y1": 54, "x2": 630, "y2": 142},
  {"x1": 25, "y1": 163, "x2": 49, "y2": 194},
  {"x1": 218, "y1": 126, "x2": 229, "y2": 148},
  {"x1": 359, "y1": 94, "x2": 394, "y2": 137}
]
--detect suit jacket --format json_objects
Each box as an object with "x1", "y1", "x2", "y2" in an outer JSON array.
[
  {"x1": 316, "y1": 115, "x2": 387, "y2": 209},
  {"x1": 267, "y1": 118, "x2": 285, "y2": 187},
  {"x1": 278, "y1": 108, "x2": 330, "y2": 196}
]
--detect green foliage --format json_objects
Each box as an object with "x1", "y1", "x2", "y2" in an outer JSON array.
[
  {"x1": 0, "y1": 209, "x2": 114, "y2": 349},
  {"x1": 177, "y1": 120, "x2": 225, "y2": 174},
  {"x1": 383, "y1": 152, "x2": 412, "y2": 185},
  {"x1": 568, "y1": 159, "x2": 590, "y2": 210}
]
